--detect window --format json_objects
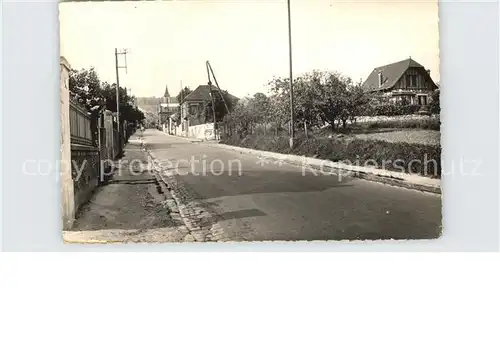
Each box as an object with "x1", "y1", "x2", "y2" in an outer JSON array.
[
  {"x1": 420, "y1": 95, "x2": 428, "y2": 106},
  {"x1": 406, "y1": 75, "x2": 417, "y2": 87},
  {"x1": 189, "y1": 104, "x2": 199, "y2": 115},
  {"x1": 417, "y1": 95, "x2": 428, "y2": 106}
]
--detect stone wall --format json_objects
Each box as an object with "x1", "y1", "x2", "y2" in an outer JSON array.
[
  {"x1": 60, "y1": 57, "x2": 75, "y2": 230},
  {"x1": 71, "y1": 144, "x2": 100, "y2": 213},
  {"x1": 170, "y1": 120, "x2": 188, "y2": 137},
  {"x1": 61, "y1": 56, "x2": 104, "y2": 227},
  {"x1": 188, "y1": 123, "x2": 216, "y2": 140}
]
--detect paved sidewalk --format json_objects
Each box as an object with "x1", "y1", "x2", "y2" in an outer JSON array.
[{"x1": 63, "y1": 135, "x2": 189, "y2": 243}]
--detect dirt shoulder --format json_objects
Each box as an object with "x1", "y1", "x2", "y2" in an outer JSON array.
[{"x1": 69, "y1": 140, "x2": 178, "y2": 234}]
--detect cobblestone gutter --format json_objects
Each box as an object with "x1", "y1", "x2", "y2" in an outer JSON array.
[{"x1": 143, "y1": 142, "x2": 227, "y2": 243}]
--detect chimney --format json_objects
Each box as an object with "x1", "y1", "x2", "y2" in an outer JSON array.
[
  {"x1": 378, "y1": 72, "x2": 383, "y2": 87},
  {"x1": 426, "y1": 69, "x2": 431, "y2": 76}
]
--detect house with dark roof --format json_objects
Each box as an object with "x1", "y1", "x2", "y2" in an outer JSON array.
[
  {"x1": 362, "y1": 57, "x2": 438, "y2": 106},
  {"x1": 180, "y1": 84, "x2": 239, "y2": 127}
]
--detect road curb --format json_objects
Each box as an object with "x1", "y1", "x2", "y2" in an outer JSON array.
[
  {"x1": 144, "y1": 146, "x2": 226, "y2": 242},
  {"x1": 205, "y1": 143, "x2": 441, "y2": 195},
  {"x1": 143, "y1": 147, "x2": 193, "y2": 239},
  {"x1": 159, "y1": 130, "x2": 222, "y2": 144}
]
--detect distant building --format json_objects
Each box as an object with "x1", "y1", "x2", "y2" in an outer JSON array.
[
  {"x1": 163, "y1": 85, "x2": 170, "y2": 100},
  {"x1": 158, "y1": 100, "x2": 179, "y2": 115},
  {"x1": 180, "y1": 84, "x2": 239, "y2": 127},
  {"x1": 158, "y1": 84, "x2": 179, "y2": 122},
  {"x1": 363, "y1": 57, "x2": 438, "y2": 106}
]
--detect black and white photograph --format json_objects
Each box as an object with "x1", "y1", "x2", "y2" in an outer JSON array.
[
  {"x1": 59, "y1": 0, "x2": 441, "y2": 243},
  {"x1": 4, "y1": 2, "x2": 500, "y2": 351}
]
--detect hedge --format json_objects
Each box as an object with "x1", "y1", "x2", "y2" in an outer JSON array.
[
  {"x1": 360, "y1": 102, "x2": 427, "y2": 117},
  {"x1": 358, "y1": 117, "x2": 440, "y2": 131},
  {"x1": 222, "y1": 134, "x2": 441, "y2": 178}
]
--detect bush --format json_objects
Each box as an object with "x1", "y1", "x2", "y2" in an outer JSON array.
[
  {"x1": 370, "y1": 103, "x2": 421, "y2": 116},
  {"x1": 428, "y1": 89, "x2": 440, "y2": 115},
  {"x1": 359, "y1": 117, "x2": 440, "y2": 131},
  {"x1": 222, "y1": 134, "x2": 441, "y2": 177}
]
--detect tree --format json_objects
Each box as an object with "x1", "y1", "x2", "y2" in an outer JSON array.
[
  {"x1": 267, "y1": 70, "x2": 368, "y2": 132},
  {"x1": 176, "y1": 87, "x2": 192, "y2": 104},
  {"x1": 341, "y1": 81, "x2": 369, "y2": 129},
  {"x1": 120, "y1": 104, "x2": 145, "y2": 122},
  {"x1": 267, "y1": 76, "x2": 300, "y2": 134},
  {"x1": 224, "y1": 69, "x2": 372, "y2": 140},
  {"x1": 293, "y1": 71, "x2": 331, "y2": 129},
  {"x1": 429, "y1": 89, "x2": 440, "y2": 115},
  {"x1": 69, "y1": 68, "x2": 105, "y2": 144},
  {"x1": 69, "y1": 67, "x2": 104, "y2": 111},
  {"x1": 100, "y1": 82, "x2": 144, "y2": 122},
  {"x1": 201, "y1": 89, "x2": 236, "y2": 124},
  {"x1": 69, "y1": 66, "x2": 144, "y2": 125},
  {"x1": 312, "y1": 71, "x2": 352, "y2": 131},
  {"x1": 246, "y1": 92, "x2": 271, "y2": 133},
  {"x1": 220, "y1": 92, "x2": 270, "y2": 138}
]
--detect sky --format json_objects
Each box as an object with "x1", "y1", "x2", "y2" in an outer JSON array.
[{"x1": 59, "y1": 0, "x2": 440, "y2": 99}]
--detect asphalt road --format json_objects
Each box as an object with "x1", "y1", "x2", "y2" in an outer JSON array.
[{"x1": 144, "y1": 129, "x2": 442, "y2": 241}]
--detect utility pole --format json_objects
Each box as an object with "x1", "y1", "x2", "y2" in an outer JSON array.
[
  {"x1": 287, "y1": 0, "x2": 295, "y2": 148},
  {"x1": 206, "y1": 61, "x2": 230, "y2": 114},
  {"x1": 115, "y1": 48, "x2": 128, "y2": 154},
  {"x1": 206, "y1": 61, "x2": 230, "y2": 140},
  {"x1": 206, "y1": 63, "x2": 218, "y2": 140},
  {"x1": 178, "y1": 80, "x2": 183, "y2": 135}
]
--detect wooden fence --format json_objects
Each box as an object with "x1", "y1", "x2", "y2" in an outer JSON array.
[
  {"x1": 69, "y1": 99, "x2": 94, "y2": 146},
  {"x1": 68, "y1": 98, "x2": 100, "y2": 212}
]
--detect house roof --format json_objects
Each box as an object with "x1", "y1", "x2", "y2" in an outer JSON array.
[
  {"x1": 183, "y1": 84, "x2": 239, "y2": 103},
  {"x1": 362, "y1": 58, "x2": 434, "y2": 92}
]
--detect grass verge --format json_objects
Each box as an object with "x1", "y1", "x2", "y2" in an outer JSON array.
[{"x1": 222, "y1": 133, "x2": 441, "y2": 178}]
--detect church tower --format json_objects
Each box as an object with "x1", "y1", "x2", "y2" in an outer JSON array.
[{"x1": 163, "y1": 85, "x2": 170, "y2": 103}]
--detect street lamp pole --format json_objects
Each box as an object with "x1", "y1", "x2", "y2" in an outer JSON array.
[{"x1": 287, "y1": 0, "x2": 295, "y2": 148}]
